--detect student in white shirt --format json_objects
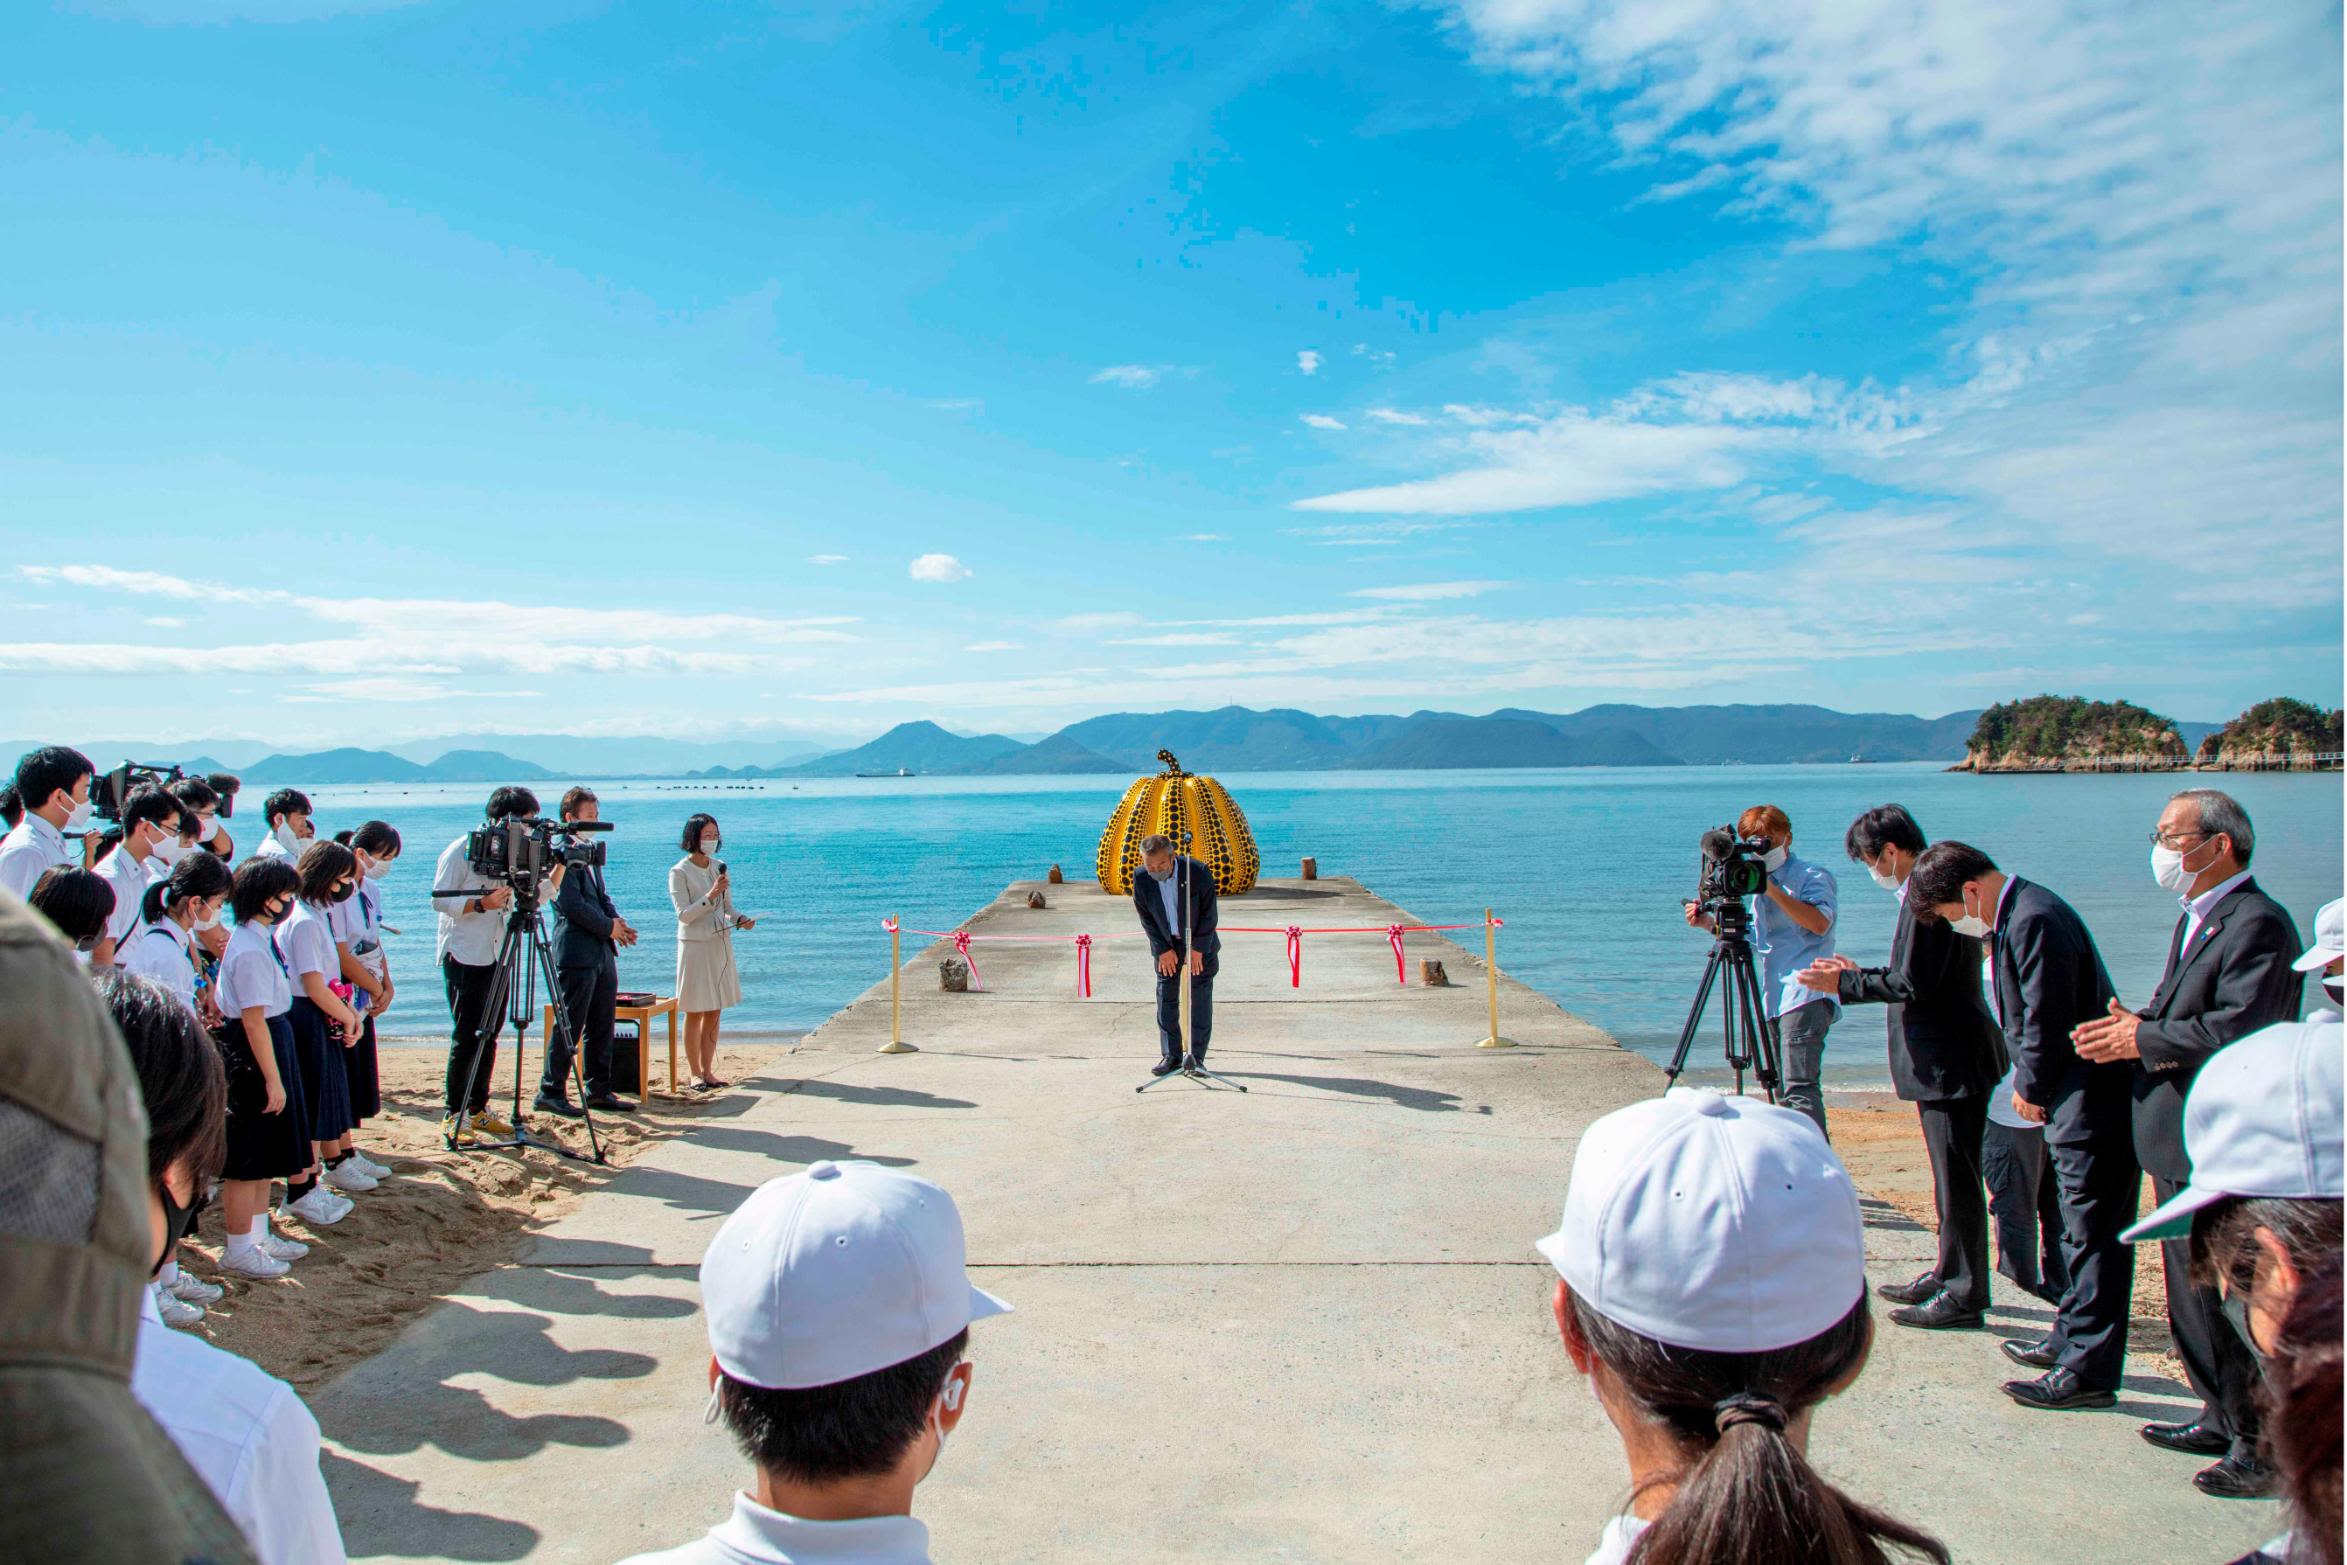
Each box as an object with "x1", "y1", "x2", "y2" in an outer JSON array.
[
  {"x1": 1535, "y1": 1091, "x2": 1949, "y2": 1565},
  {"x1": 253, "y1": 787, "x2": 314, "y2": 862},
  {"x1": 97, "y1": 971, "x2": 349, "y2": 1565},
  {"x1": 96, "y1": 784, "x2": 183, "y2": 948},
  {"x1": 216, "y1": 856, "x2": 328, "y2": 1280},
  {"x1": 620, "y1": 1162, "x2": 1011, "y2": 1565},
  {"x1": 324, "y1": 821, "x2": 401, "y2": 1179},
  {"x1": 0, "y1": 744, "x2": 93, "y2": 898},
  {"x1": 277, "y1": 843, "x2": 370, "y2": 1199}
]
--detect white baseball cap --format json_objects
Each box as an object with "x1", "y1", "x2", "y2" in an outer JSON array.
[
  {"x1": 2291, "y1": 897, "x2": 2345, "y2": 973},
  {"x1": 701, "y1": 1161, "x2": 1010, "y2": 1390},
  {"x1": 2123, "y1": 1020, "x2": 2344, "y2": 1244},
  {"x1": 1535, "y1": 1088, "x2": 1865, "y2": 1354}
]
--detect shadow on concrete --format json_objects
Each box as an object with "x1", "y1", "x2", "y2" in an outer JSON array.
[
  {"x1": 1858, "y1": 1197, "x2": 1928, "y2": 1235},
  {"x1": 786, "y1": 1078, "x2": 979, "y2": 1110},
  {"x1": 620, "y1": 1165, "x2": 765, "y2": 1219},
  {"x1": 521, "y1": 1267, "x2": 700, "y2": 1321},
  {"x1": 324, "y1": 1449, "x2": 539, "y2": 1562},
  {"x1": 677, "y1": 1125, "x2": 919, "y2": 1167},
  {"x1": 1220, "y1": 1071, "x2": 1476, "y2": 1113}
]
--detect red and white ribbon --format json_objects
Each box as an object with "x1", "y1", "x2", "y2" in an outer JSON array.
[
  {"x1": 952, "y1": 930, "x2": 982, "y2": 990},
  {"x1": 1284, "y1": 925, "x2": 1303, "y2": 988},
  {"x1": 1387, "y1": 924, "x2": 1407, "y2": 986},
  {"x1": 881, "y1": 916, "x2": 900, "y2": 935},
  {"x1": 1075, "y1": 933, "x2": 1093, "y2": 998}
]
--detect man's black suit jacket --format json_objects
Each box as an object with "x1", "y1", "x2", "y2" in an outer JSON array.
[
  {"x1": 1837, "y1": 895, "x2": 2007, "y2": 1102},
  {"x1": 553, "y1": 862, "x2": 620, "y2": 972},
  {"x1": 2130, "y1": 877, "x2": 2302, "y2": 1181},
  {"x1": 1132, "y1": 855, "x2": 1220, "y2": 962},
  {"x1": 1992, "y1": 877, "x2": 2129, "y2": 1148}
]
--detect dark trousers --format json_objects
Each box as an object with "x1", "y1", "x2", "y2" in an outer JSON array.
[
  {"x1": 543, "y1": 956, "x2": 618, "y2": 1101},
  {"x1": 2155, "y1": 1173, "x2": 2263, "y2": 1458},
  {"x1": 1154, "y1": 963, "x2": 1215, "y2": 1063},
  {"x1": 2044, "y1": 1130, "x2": 2142, "y2": 1390},
  {"x1": 1916, "y1": 1094, "x2": 1992, "y2": 1310},
  {"x1": 1983, "y1": 1120, "x2": 2070, "y2": 1302},
  {"x1": 442, "y1": 955, "x2": 501, "y2": 1115}
]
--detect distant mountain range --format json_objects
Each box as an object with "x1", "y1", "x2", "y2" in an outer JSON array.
[{"x1": 14, "y1": 703, "x2": 2233, "y2": 786}]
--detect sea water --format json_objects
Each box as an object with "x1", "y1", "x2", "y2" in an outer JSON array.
[{"x1": 314, "y1": 763, "x2": 2343, "y2": 1084}]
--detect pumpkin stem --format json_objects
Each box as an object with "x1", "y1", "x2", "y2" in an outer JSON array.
[{"x1": 1157, "y1": 748, "x2": 1185, "y2": 776}]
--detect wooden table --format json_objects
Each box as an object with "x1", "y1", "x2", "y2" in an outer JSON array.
[{"x1": 541, "y1": 994, "x2": 684, "y2": 1097}]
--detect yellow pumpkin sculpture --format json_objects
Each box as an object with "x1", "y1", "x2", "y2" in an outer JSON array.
[{"x1": 1096, "y1": 749, "x2": 1260, "y2": 896}]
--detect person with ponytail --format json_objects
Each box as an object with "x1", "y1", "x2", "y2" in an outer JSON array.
[
  {"x1": 1535, "y1": 1088, "x2": 1950, "y2": 1565},
  {"x1": 121, "y1": 850, "x2": 232, "y2": 1021},
  {"x1": 279, "y1": 842, "x2": 368, "y2": 1206},
  {"x1": 214, "y1": 855, "x2": 319, "y2": 1280},
  {"x1": 327, "y1": 822, "x2": 400, "y2": 1181}
]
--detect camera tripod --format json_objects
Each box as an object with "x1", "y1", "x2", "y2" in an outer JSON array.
[
  {"x1": 442, "y1": 885, "x2": 607, "y2": 1166},
  {"x1": 1134, "y1": 829, "x2": 1247, "y2": 1095},
  {"x1": 1663, "y1": 903, "x2": 1786, "y2": 1103}
]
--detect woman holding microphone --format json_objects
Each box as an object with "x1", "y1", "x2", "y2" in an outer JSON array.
[{"x1": 670, "y1": 811, "x2": 755, "y2": 1092}]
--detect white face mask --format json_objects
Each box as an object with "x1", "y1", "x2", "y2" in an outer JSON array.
[
  {"x1": 60, "y1": 794, "x2": 92, "y2": 832},
  {"x1": 194, "y1": 906, "x2": 222, "y2": 932},
  {"x1": 2151, "y1": 838, "x2": 2213, "y2": 895},
  {"x1": 1949, "y1": 887, "x2": 1991, "y2": 940},
  {"x1": 363, "y1": 856, "x2": 391, "y2": 881},
  {"x1": 151, "y1": 833, "x2": 186, "y2": 868},
  {"x1": 196, "y1": 813, "x2": 220, "y2": 843},
  {"x1": 1868, "y1": 857, "x2": 1901, "y2": 893},
  {"x1": 1761, "y1": 844, "x2": 1788, "y2": 874},
  {"x1": 273, "y1": 822, "x2": 305, "y2": 856},
  {"x1": 700, "y1": 835, "x2": 720, "y2": 856}
]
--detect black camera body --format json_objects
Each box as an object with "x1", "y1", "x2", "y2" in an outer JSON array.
[
  {"x1": 466, "y1": 816, "x2": 609, "y2": 889},
  {"x1": 1695, "y1": 826, "x2": 1771, "y2": 924},
  {"x1": 91, "y1": 760, "x2": 187, "y2": 825}
]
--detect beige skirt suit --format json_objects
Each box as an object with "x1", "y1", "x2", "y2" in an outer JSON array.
[{"x1": 669, "y1": 855, "x2": 743, "y2": 1012}]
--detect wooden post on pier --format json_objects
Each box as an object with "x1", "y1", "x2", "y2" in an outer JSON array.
[
  {"x1": 879, "y1": 914, "x2": 916, "y2": 1053},
  {"x1": 1477, "y1": 908, "x2": 1513, "y2": 1048}
]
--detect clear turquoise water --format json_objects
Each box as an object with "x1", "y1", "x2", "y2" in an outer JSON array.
[{"x1": 316, "y1": 764, "x2": 2343, "y2": 1082}]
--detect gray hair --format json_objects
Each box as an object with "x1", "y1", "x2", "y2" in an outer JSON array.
[
  {"x1": 1138, "y1": 834, "x2": 1173, "y2": 856},
  {"x1": 2172, "y1": 788, "x2": 2255, "y2": 866}
]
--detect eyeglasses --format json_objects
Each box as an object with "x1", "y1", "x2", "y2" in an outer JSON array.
[{"x1": 2147, "y1": 829, "x2": 2213, "y2": 848}]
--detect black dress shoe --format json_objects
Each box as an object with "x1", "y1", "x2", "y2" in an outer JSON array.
[
  {"x1": 2002, "y1": 1368, "x2": 2117, "y2": 1411},
  {"x1": 2001, "y1": 1337, "x2": 2060, "y2": 1369},
  {"x1": 2193, "y1": 1454, "x2": 2278, "y2": 1500},
  {"x1": 1889, "y1": 1291, "x2": 1986, "y2": 1330},
  {"x1": 533, "y1": 1093, "x2": 584, "y2": 1119},
  {"x1": 584, "y1": 1093, "x2": 637, "y2": 1112},
  {"x1": 2141, "y1": 1419, "x2": 2231, "y2": 1457},
  {"x1": 1877, "y1": 1271, "x2": 1940, "y2": 1306},
  {"x1": 1151, "y1": 1058, "x2": 1181, "y2": 1077}
]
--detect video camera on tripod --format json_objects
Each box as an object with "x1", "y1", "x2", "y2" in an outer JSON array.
[
  {"x1": 1667, "y1": 823, "x2": 1785, "y2": 1098},
  {"x1": 465, "y1": 815, "x2": 612, "y2": 890},
  {"x1": 90, "y1": 760, "x2": 186, "y2": 825},
  {"x1": 1689, "y1": 826, "x2": 1772, "y2": 932}
]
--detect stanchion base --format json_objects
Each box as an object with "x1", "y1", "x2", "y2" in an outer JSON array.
[
  {"x1": 876, "y1": 1040, "x2": 919, "y2": 1054},
  {"x1": 448, "y1": 1126, "x2": 609, "y2": 1167},
  {"x1": 1475, "y1": 1036, "x2": 1518, "y2": 1049}
]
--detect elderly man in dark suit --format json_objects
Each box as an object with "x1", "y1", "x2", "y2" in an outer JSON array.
[
  {"x1": 1909, "y1": 841, "x2": 2138, "y2": 1412},
  {"x1": 1132, "y1": 832, "x2": 1219, "y2": 1076},
  {"x1": 1801, "y1": 805, "x2": 2007, "y2": 1331},
  {"x1": 537, "y1": 786, "x2": 639, "y2": 1116},
  {"x1": 2072, "y1": 789, "x2": 2302, "y2": 1498}
]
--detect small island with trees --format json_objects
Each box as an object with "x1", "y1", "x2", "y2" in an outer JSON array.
[{"x1": 1957, "y1": 694, "x2": 2343, "y2": 773}]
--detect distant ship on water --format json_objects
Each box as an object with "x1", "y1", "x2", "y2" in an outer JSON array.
[{"x1": 855, "y1": 766, "x2": 918, "y2": 778}]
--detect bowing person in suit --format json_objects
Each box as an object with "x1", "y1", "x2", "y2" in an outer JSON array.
[
  {"x1": 2072, "y1": 790, "x2": 2302, "y2": 1499},
  {"x1": 1132, "y1": 833, "x2": 1219, "y2": 1076},
  {"x1": 1800, "y1": 806, "x2": 2007, "y2": 1331},
  {"x1": 1909, "y1": 842, "x2": 2140, "y2": 1412},
  {"x1": 537, "y1": 787, "x2": 639, "y2": 1117}
]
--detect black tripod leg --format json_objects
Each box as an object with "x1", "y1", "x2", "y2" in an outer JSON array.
[
  {"x1": 1664, "y1": 946, "x2": 1729, "y2": 1085},
  {"x1": 449, "y1": 915, "x2": 522, "y2": 1144},
  {"x1": 534, "y1": 919, "x2": 604, "y2": 1164},
  {"x1": 1731, "y1": 954, "x2": 1782, "y2": 1101}
]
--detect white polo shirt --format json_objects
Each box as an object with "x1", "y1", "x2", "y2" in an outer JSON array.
[
  {"x1": 95, "y1": 841, "x2": 158, "y2": 945},
  {"x1": 0, "y1": 812, "x2": 72, "y2": 899},
  {"x1": 215, "y1": 920, "x2": 293, "y2": 1019},
  {"x1": 434, "y1": 834, "x2": 501, "y2": 966},
  {"x1": 618, "y1": 1495, "x2": 932, "y2": 1565},
  {"x1": 130, "y1": 1286, "x2": 348, "y2": 1565},
  {"x1": 1584, "y1": 1516, "x2": 1649, "y2": 1565},
  {"x1": 122, "y1": 918, "x2": 202, "y2": 1015}
]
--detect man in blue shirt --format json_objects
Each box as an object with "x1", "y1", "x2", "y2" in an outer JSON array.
[{"x1": 1683, "y1": 804, "x2": 1839, "y2": 1138}]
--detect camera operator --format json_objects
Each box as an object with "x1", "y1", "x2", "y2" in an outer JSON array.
[
  {"x1": 1682, "y1": 804, "x2": 1839, "y2": 1138},
  {"x1": 536, "y1": 786, "x2": 638, "y2": 1118},
  {"x1": 432, "y1": 785, "x2": 558, "y2": 1143},
  {"x1": 1, "y1": 746, "x2": 95, "y2": 899}
]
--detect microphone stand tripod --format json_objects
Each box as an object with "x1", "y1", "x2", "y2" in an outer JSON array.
[
  {"x1": 1136, "y1": 830, "x2": 1247, "y2": 1094},
  {"x1": 438, "y1": 878, "x2": 607, "y2": 1165}
]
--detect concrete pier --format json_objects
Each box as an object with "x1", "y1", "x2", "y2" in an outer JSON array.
[{"x1": 317, "y1": 877, "x2": 2275, "y2": 1563}]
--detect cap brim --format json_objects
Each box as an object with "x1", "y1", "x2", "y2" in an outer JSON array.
[
  {"x1": 968, "y1": 1282, "x2": 1012, "y2": 1322},
  {"x1": 2291, "y1": 946, "x2": 2342, "y2": 972},
  {"x1": 2122, "y1": 1182, "x2": 2227, "y2": 1244},
  {"x1": 1531, "y1": 1230, "x2": 1569, "y2": 1277}
]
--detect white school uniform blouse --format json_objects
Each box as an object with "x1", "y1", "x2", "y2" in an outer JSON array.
[
  {"x1": 215, "y1": 920, "x2": 293, "y2": 1019},
  {"x1": 618, "y1": 1494, "x2": 933, "y2": 1565},
  {"x1": 94, "y1": 843, "x2": 156, "y2": 945},
  {"x1": 121, "y1": 917, "x2": 201, "y2": 1014},
  {"x1": 274, "y1": 900, "x2": 338, "y2": 990},
  {"x1": 130, "y1": 1287, "x2": 349, "y2": 1565},
  {"x1": 0, "y1": 812, "x2": 72, "y2": 899}
]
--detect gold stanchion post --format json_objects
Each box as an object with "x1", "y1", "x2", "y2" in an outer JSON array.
[
  {"x1": 1477, "y1": 907, "x2": 1513, "y2": 1048},
  {"x1": 879, "y1": 915, "x2": 916, "y2": 1054}
]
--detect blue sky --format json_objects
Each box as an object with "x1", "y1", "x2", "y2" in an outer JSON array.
[{"x1": 2, "y1": 0, "x2": 2339, "y2": 747}]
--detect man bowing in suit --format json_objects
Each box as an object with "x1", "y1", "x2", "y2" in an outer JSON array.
[
  {"x1": 1909, "y1": 842, "x2": 2139, "y2": 1413},
  {"x1": 2072, "y1": 790, "x2": 2302, "y2": 1499},
  {"x1": 1801, "y1": 806, "x2": 2007, "y2": 1331},
  {"x1": 1132, "y1": 833, "x2": 1219, "y2": 1076}
]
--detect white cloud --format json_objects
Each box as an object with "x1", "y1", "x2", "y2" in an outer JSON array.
[
  {"x1": 1300, "y1": 413, "x2": 1348, "y2": 431},
  {"x1": 907, "y1": 553, "x2": 971, "y2": 583},
  {"x1": 1352, "y1": 343, "x2": 1397, "y2": 366},
  {"x1": 963, "y1": 640, "x2": 1021, "y2": 653},
  {"x1": 1109, "y1": 632, "x2": 1242, "y2": 647},
  {"x1": 1296, "y1": 407, "x2": 1767, "y2": 514},
  {"x1": 1365, "y1": 407, "x2": 1430, "y2": 426},
  {"x1": 1089, "y1": 364, "x2": 1162, "y2": 389},
  {"x1": 1052, "y1": 610, "x2": 1145, "y2": 632},
  {"x1": 1179, "y1": 532, "x2": 1226, "y2": 542},
  {"x1": 1297, "y1": 349, "x2": 1323, "y2": 376},
  {"x1": 925, "y1": 397, "x2": 983, "y2": 413},
  {"x1": 1350, "y1": 581, "x2": 1509, "y2": 602},
  {"x1": 143, "y1": 616, "x2": 185, "y2": 628},
  {"x1": 286, "y1": 677, "x2": 540, "y2": 704},
  {"x1": 807, "y1": 553, "x2": 848, "y2": 565}
]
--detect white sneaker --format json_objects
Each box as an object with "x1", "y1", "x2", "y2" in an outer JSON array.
[
  {"x1": 258, "y1": 1223, "x2": 310, "y2": 1261},
  {"x1": 219, "y1": 1246, "x2": 291, "y2": 1280},
  {"x1": 348, "y1": 1150, "x2": 392, "y2": 1180},
  {"x1": 324, "y1": 1161, "x2": 379, "y2": 1194},
  {"x1": 285, "y1": 1188, "x2": 348, "y2": 1226},
  {"x1": 153, "y1": 1281, "x2": 205, "y2": 1327},
  {"x1": 168, "y1": 1272, "x2": 225, "y2": 1305}
]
